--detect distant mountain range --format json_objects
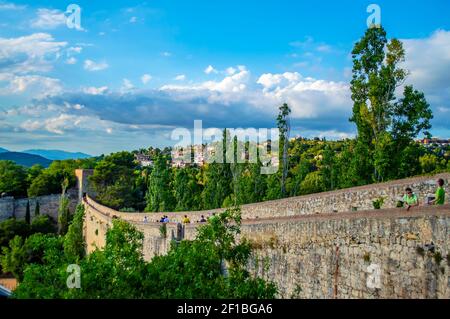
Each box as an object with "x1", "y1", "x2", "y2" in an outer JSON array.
[
  {"x1": 0, "y1": 147, "x2": 92, "y2": 167},
  {"x1": 0, "y1": 152, "x2": 52, "y2": 167},
  {"x1": 22, "y1": 149, "x2": 92, "y2": 160}
]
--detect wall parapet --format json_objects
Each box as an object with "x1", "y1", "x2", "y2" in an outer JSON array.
[
  {"x1": 84, "y1": 172, "x2": 450, "y2": 223},
  {"x1": 0, "y1": 189, "x2": 78, "y2": 223}
]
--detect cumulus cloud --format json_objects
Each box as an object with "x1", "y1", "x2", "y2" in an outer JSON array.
[
  {"x1": 204, "y1": 65, "x2": 218, "y2": 74},
  {"x1": 84, "y1": 59, "x2": 109, "y2": 71},
  {"x1": 0, "y1": 2, "x2": 26, "y2": 10},
  {"x1": 0, "y1": 33, "x2": 67, "y2": 74},
  {"x1": 226, "y1": 67, "x2": 236, "y2": 75},
  {"x1": 65, "y1": 57, "x2": 77, "y2": 64},
  {"x1": 29, "y1": 65, "x2": 352, "y2": 135},
  {"x1": 174, "y1": 74, "x2": 186, "y2": 81},
  {"x1": 121, "y1": 79, "x2": 134, "y2": 92},
  {"x1": 141, "y1": 74, "x2": 152, "y2": 84},
  {"x1": 129, "y1": 16, "x2": 137, "y2": 23},
  {"x1": 0, "y1": 74, "x2": 62, "y2": 97},
  {"x1": 31, "y1": 8, "x2": 66, "y2": 29},
  {"x1": 67, "y1": 46, "x2": 82, "y2": 55},
  {"x1": 83, "y1": 86, "x2": 108, "y2": 95},
  {"x1": 401, "y1": 29, "x2": 450, "y2": 131}
]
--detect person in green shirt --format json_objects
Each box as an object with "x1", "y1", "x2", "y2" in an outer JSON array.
[
  {"x1": 402, "y1": 187, "x2": 419, "y2": 211},
  {"x1": 430, "y1": 178, "x2": 445, "y2": 205}
]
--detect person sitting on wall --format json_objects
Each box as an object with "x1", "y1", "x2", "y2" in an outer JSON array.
[
  {"x1": 163, "y1": 215, "x2": 170, "y2": 223},
  {"x1": 402, "y1": 187, "x2": 419, "y2": 211},
  {"x1": 159, "y1": 216, "x2": 165, "y2": 222},
  {"x1": 182, "y1": 215, "x2": 191, "y2": 224},
  {"x1": 199, "y1": 215, "x2": 207, "y2": 223},
  {"x1": 143, "y1": 216, "x2": 148, "y2": 223},
  {"x1": 429, "y1": 178, "x2": 446, "y2": 205}
]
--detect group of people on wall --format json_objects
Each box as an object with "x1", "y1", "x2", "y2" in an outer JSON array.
[
  {"x1": 138, "y1": 178, "x2": 446, "y2": 224},
  {"x1": 401, "y1": 178, "x2": 446, "y2": 211},
  {"x1": 143, "y1": 213, "x2": 215, "y2": 224}
]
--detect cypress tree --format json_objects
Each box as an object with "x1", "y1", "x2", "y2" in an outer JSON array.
[
  {"x1": 25, "y1": 200, "x2": 31, "y2": 224},
  {"x1": 34, "y1": 200, "x2": 40, "y2": 216}
]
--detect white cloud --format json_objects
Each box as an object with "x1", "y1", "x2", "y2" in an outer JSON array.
[
  {"x1": 21, "y1": 114, "x2": 89, "y2": 134},
  {"x1": 0, "y1": 74, "x2": 62, "y2": 97},
  {"x1": 161, "y1": 66, "x2": 349, "y2": 120},
  {"x1": 121, "y1": 79, "x2": 134, "y2": 92},
  {"x1": 129, "y1": 16, "x2": 137, "y2": 23},
  {"x1": 84, "y1": 59, "x2": 109, "y2": 71},
  {"x1": 161, "y1": 51, "x2": 172, "y2": 57},
  {"x1": 83, "y1": 86, "x2": 108, "y2": 95},
  {"x1": 225, "y1": 67, "x2": 236, "y2": 75},
  {"x1": 67, "y1": 46, "x2": 82, "y2": 55},
  {"x1": 402, "y1": 30, "x2": 450, "y2": 96},
  {"x1": 31, "y1": 8, "x2": 66, "y2": 29},
  {"x1": 66, "y1": 57, "x2": 77, "y2": 64},
  {"x1": 163, "y1": 67, "x2": 249, "y2": 95},
  {"x1": 401, "y1": 29, "x2": 450, "y2": 130},
  {"x1": 174, "y1": 74, "x2": 186, "y2": 81},
  {"x1": 141, "y1": 74, "x2": 152, "y2": 84},
  {"x1": 316, "y1": 44, "x2": 332, "y2": 52},
  {"x1": 204, "y1": 65, "x2": 218, "y2": 74},
  {"x1": 0, "y1": 2, "x2": 26, "y2": 10},
  {"x1": 257, "y1": 71, "x2": 349, "y2": 118},
  {"x1": 0, "y1": 33, "x2": 67, "y2": 73}
]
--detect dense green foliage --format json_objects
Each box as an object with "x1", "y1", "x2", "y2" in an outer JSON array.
[
  {"x1": 350, "y1": 26, "x2": 434, "y2": 183},
  {"x1": 63, "y1": 205, "x2": 86, "y2": 263},
  {"x1": 0, "y1": 216, "x2": 58, "y2": 277},
  {"x1": 11, "y1": 207, "x2": 276, "y2": 299},
  {"x1": 0, "y1": 158, "x2": 95, "y2": 199},
  {"x1": 0, "y1": 161, "x2": 27, "y2": 197},
  {"x1": 89, "y1": 152, "x2": 144, "y2": 210}
]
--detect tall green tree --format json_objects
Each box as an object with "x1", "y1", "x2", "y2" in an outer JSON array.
[
  {"x1": 34, "y1": 201, "x2": 40, "y2": 216},
  {"x1": 350, "y1": 26, "x2": 432, "y2": 182},
  {"x1": 58, "y1": 178, "x2": 71, "y2": 235},
  {"x1": 145, "y1": 156, "x2": 175, "y2": 212},
  {"x1": 202, "y1": 130, "x2": 233, "y2": 209},
  {"x1": 89, "y1": 152, "x2": 140, "y2": 210},
  {"x1": 63, "y1": 205, "x2": 86, "y2": 263},
  {"x1": 172, "y1": 167, "x2": 202, "y2": 211},
  {"x1": 25, "y1": 201, "x2": 31, "y2": 225},
  {"x1": 276, "y1": 103, "x2": 291, "y2": 197}
]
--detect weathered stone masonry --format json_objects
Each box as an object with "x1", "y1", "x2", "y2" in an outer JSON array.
[
  {"x1": 0, "y1": 189, "x2": 78, "y2": 223},
  {"x1": 82, "y1": 172, "x2": 450, "y2": 299}
]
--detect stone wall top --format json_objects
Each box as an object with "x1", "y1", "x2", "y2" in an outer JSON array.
[{"x1": 85, "y1": 172, "x2": 450, "y2": 223}]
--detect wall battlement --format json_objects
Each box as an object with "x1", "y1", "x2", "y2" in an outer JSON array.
[{"x1": 81, "y1": 173, "x2": 450, "y2": 299}]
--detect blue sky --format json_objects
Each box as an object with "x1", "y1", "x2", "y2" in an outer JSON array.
[{"x1": 0, "y1": 0, "x2": 449, "y2": 155}]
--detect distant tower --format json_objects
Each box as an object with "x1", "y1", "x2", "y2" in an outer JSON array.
[{"x1": 75, "y1": 169, "x2": 94, "y2": 202}]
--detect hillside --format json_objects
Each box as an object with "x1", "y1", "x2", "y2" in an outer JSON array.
[
  {"x1": 22, "y1": 149, "x2": 92, "y2": 160},
  {"x1": 0, "y1": 152, "x2": 52, "y2": 167},
  {"x1": 0, "y1": 147, "x2": 8, "y2": 153}
]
